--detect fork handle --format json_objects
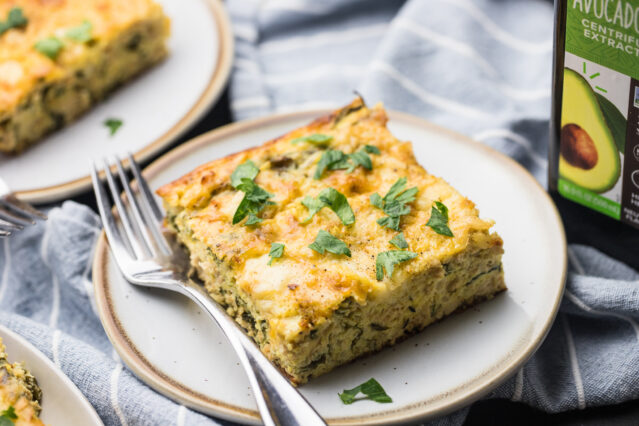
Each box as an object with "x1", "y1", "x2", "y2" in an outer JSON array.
[{"x1": 182, "y1": 283, "x2": 327, "y2": 426}]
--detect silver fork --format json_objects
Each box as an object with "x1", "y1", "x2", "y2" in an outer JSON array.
[
  {"x1": 0, "y1": 177, "x2": 47, "y2": 238},
  {"x1": 91, "y1": 154, "x2": 326, "y2": 426}
]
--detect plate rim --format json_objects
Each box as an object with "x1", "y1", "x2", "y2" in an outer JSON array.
[
  {"x1": 0, "y1": 324, "x2": 104, "y2": 426},
  {"x1": 13, "y1": 0, "x2": 234, "y2": 205},
  {"x1": 92, "y1": 109, "x2": 567, "y2": 425}
]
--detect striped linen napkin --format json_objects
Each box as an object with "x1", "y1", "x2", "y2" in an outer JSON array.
[{"x1": 0, "y1": 1, "x2": 638, "y2": 425}]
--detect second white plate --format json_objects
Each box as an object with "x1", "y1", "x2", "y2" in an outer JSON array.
[
  {"x1": 93, "y1": 110, "x2": 566, "y2": 425},
  {"x1": 1, "y1": 0, "x2": 233, "y2": 204},
  {"x1": 0, "y1": 325, "x2": 103, "y2": 426}
]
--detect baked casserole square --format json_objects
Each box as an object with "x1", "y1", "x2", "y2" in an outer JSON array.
[
  {"x1": 0, "y1": 0, "x2": 170, "y2": 153},
  {"x1": 157, "y1": 98, "x2": 506, "y2": 384}
]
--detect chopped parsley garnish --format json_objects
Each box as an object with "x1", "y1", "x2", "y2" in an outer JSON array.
[
  {"x1": 314, "y1": 145, "x2": 379, "y2": 179},
  {"x1": 66, "y1": 20, "x2": 93, "y2": 42},
  {"x1": 34, "y1": 36, "x2": 64, "y2": 59},
  {"x1": 389, "y1": 232, "x2": 408, "y2": 249},
  {"x1": 376, "y1": 250, "x2": 417, "y2": 280},
  {"x1": 363, "y1": 144, "x2": 381, "y2": 155},
  {"x1": 309, "y1": 230, "x2": 351, "y2": 257},
  {"x1": 232, "y1": 178, "x2": 274, "y2": 225},
  {"x1": 0, "y1": 7, "x2": 27, "y2": 36},
  {"x1": 231, "y1": 160, "x2": 259, "y2": 188},
  {"x1": 301, "y1": 188, "x2": 354, "y2": 225},
  {"x1": 301, "y1": 196, "x2": 326, "y2": 223},
  {"x1": 267, "y1": 243, "x2": 284, "y2": 265},
  {"x1": 426, "y1": 201, "x2": 453, "y2": 237},
  {"x1": 104, "y1": 118, "x2": 123, "y2": 135},
  {"x1": 291, "y1": 133, "x2": 332, "y2": 146},
  {"x1": 314, "y1": 150, "x2": 347, "y2": 179},
  {"x1": 0, "y1": 406, "x2": 17, "y2": 426},
  {"x1": 339, "y1": 378, "x2": 392, "y2": 404},
  {"x1": 370, "y1": 177, "x2": 418, "y2": 231}
]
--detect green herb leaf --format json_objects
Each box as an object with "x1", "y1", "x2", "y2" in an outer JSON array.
[
  {"x1": 66, "y1": 20, "x2": 93, "y2": 42},
  {"x1": 309, "y1": 230, "x2": 351, "y2": 257},
  {"x1": 301, "y1": 196, "x2": 327, "y2": 223},
  {"x1": 339, "y1": 378, "x2": 392, "y2": 404},
  {"x1": 0, "y1": 7, "x2": 28, "y2": 36},
  {"x1": 370, "y1": 193, "x2": 383, "y2": 209},
  {"x1": 34, "y1": 36, "x2": 64, "y2": 59},
  {"x1": 394, "y1": 187, "x2": 418, "y2": 205},
  {"x1": 426, "y1": 201, "x2": 453, "y2": 237},
  {"x1": 389, "y1": 233, "x2": 408, "y2": 249},
  {"x1": 315, "y1": 147, "x2": 376, "y2": 179},
  {"x1": 377, "y1": 215, "x2": 400, "y2": 231},
  {"x1": 372, "y1": 178, "x2": 418, "y2": 231},
  {"x1": 267, "y1": 243, "x2": 285, "y2": 265},
  {"x1": 1, "y1": 406, "x2": 17, "y2": 420},
  {"x1": 231, "y1": 169, "x2": 274, "y2": 226},
  {"x1": 318, "y1": 188, "x2": 355, "y2": 225},
  {"x1": 364, "y1": 145, "x2": 381, "y2": 155},
  {"x1": 348, "y1": 150, "x2": 372, "y2": 171},
  {"x1": 382, "y1": 200, "x2": 411, "y2": 217},
  {"x1": 0, "y1": 405, "x2": 17, "y2": 426},
  {"x1": 314, "y1": 150, "x2": 348, "y2": 179},
  {"x1": 231, "y1": 160, "x2": 259, "y2": 188},
  {"x1": 291, "y1": 133, "x2": 333, "y2": 145},
  {"x1": 384, "y1": 177, "x2": 408, "y2": 202},
  {"x1": 376, "y1": 250, "x2": 417, "y2": 280},
  {"x1": 104, "y1": 118, "x2": 123, "y2": 136},
  {"x1": 244, "y1": 213, "x2": 263, "y2": 226}
]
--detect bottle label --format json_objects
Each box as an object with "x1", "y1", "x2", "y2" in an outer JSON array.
[{"x1": 559, "y1": 0, "x2": 639, "y2": 229}]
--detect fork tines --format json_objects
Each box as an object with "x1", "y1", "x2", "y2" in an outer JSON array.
[
  {"x1": 0, "y1": 195, "x2": 47, "y2": 238},
  {"x1": 91, "y1": 154, "x2": 170, "y2": 264}
]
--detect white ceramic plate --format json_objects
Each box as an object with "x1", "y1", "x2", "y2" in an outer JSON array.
[
  {"x1": 0, "y1": 325, "x2": 103, "y2": 426},
  {"x1": 0, "y1": 0, "x2": 233, "y2": 204},
  {"x1": 93, "y1": 110, "x2": 567, "y2": 425}
]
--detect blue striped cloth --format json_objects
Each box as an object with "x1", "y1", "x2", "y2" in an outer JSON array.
[{"x1": 1, "y1": 1, "x2": 639, "y2": 425}]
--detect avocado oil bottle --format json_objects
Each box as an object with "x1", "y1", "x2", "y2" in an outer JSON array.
[{"x1": 549, "y1": 0, "x2": 639, "y2": 270}]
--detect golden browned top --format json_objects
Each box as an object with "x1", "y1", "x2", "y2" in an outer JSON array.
[
  {"x1": 158, "y1": 99, "x2": 502, "y2": 341},
  {"x1": 0, "y1": 0, "x2": 169, "y2": 111}
]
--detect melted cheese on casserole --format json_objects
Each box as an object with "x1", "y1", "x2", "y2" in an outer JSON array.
[
  {"x1": 0, "y1": 0, "x2": 169, "y2": 111},
  {"x1": 159, "y1": 99, "x2": 501, "y2": 342}
]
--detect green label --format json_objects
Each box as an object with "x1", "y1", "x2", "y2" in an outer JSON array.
[
  {"x1": 558, "y1": 178, "x2": 621, "y2": 219},
  {"x1": 566, "y1": 0, "x2": 639, "y2": 80}
]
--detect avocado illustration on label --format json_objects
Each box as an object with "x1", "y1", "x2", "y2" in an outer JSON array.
[{"x1": 559, "y1": 68, "x2": 623, "y2": 193}]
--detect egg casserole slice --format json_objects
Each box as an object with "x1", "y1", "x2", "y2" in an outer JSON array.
[
  {"x1": 0, "y1": 0, "x2": 170, "y2": 153},
  {"x1": 157, "y1": 98, "x2": 506, "y2": 384},
  {"x1": 0, "y1": 338, "x2": 43, "y2": 426}
]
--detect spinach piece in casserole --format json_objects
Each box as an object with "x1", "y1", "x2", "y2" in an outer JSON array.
[
  {"x1": 34, "y1": 37, "x2": 64, "y2": 59},
  {"x1": 314, "y1": 146, "x2": 379, "y2": 179},
  {"x1": 309, "y1": 230, "x2": 351, "y2": 257},
  {"x1": 371, "y1": 177, "x2": 418, "y2": 231},
  {"x1": 231, "y1": 161, "x2": 274, "y2": 226},
  {"x1": 267, "y1": 243, "x2": 285, "y2": 265},
  {"x1": 0, "y1": 7, "x2": 28, "y2": 36},
  {"x1": 291, "y1": 133, "x2": 333, "y2": 146},
  {"x1": 339, "y1": 378, "x2": 392, "y2": 404},
  {"x1": 426, "y1": 201, "x2": 454, "y2": 237},
  {"x1": 301, "y1": 188, "x2": 355, "y2": 225},
  {"x1": 376, "y1": 250, "x2": 417, "y2": 280}
]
